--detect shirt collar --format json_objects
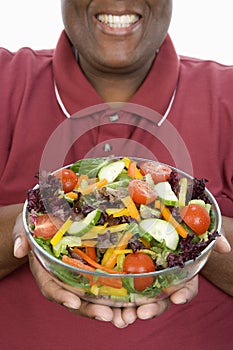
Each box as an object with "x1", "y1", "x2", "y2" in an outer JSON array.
[{"x1": 53, "y1": 30, "x2": 180, "y2": 122}]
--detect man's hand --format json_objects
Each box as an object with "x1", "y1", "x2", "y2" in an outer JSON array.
[
  {"x1": 27, "y1": 250, "x2": 182, "y2": 326},
  {"x1": 201, "y1": 217, "x2": 232, "y2": 295},
  {"x1": 13, "y1": 212, "x2": 31, "y2": 258},
  {"x1": 13, "y1": 212, "x2": 230, "y2": 327}
]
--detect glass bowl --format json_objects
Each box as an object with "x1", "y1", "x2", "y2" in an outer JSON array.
[{"x1": 23, "y1": 157, "x2": 221, "y2": 307}]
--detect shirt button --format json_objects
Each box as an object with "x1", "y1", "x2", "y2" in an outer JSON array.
[
  {"x1": 109, "y1": 114, "x2": 119, "y2": 122},
  {"x1": 103, "y1": 143, "x2": 112, "y2": 152}
]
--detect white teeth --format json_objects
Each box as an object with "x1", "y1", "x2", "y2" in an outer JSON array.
[{"x1": 97, "y1": 14, "x2": 140, "y2": 28}]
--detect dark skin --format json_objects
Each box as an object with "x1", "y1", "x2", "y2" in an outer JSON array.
[
  {"x1": 1, "y1": 0, "x2": 232, "y2": 328},
  {"x1": 60, "y1": 0, "x2": 233, "y2": 295},
  {"x1": 61, "y1": 0, "x2": 173, "y2": 102},
  {"x1": 201, "y1": 217, "x2": 233, "y2": 295}
]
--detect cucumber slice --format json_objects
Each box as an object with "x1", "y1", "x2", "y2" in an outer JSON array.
[
  {"x1": 188, "y1": 199, "x2": 206, "y2": 207},
  {"x1": 139, "y1": 218, "x2": 179, "y2": 251},
  {"x1": 67, "y1": 208, "x2": 101, "y2": 236},
  {"x1": 53, "y1": 236, "x2": 82, "y2": 257},
  {"x1": 154, "y1": 181, "x2": 178, "y2": 206},
  {"x1": 139, "y1": 204, "x2": 161, "y2": 219},
  {"x1": 98, "y1": 160, "x2": 125, "y2": 183},
  {"x1": 105, "y1": 179, "x2": 130, "y2": 189}
]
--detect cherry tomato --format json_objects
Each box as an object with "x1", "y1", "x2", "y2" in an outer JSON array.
[
  {"x1": 56, "y1": 169, "x2": 78, "y2": 193},
  {"x1": 123, "y1": 253, "x2": 155, "y2": 291},
  {"x1": 180, "y1": 204, "x2": 211, "y2": 235},
  {"x1": 128, "y1": 179, "x2": 157, "y2": 204},
  {"x1": 34, "y1": 214, "x2": 64, "y2": 239},
  {"x1": 140, "y1": 162, "x2": 172, "y2": 183}
]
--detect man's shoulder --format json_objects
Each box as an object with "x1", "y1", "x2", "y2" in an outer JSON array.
[
  {"x1": 0, "y1": 46, "x2": 54, "y2": 98},
  {"x1": 0, "y1": 47, "x2": 55, "y2": 119},
  {"x1": 180, "y1": 54, "x2": 233, "y2": 76},
  {"x1": 0, "y1": 46, "x2": 54, "y2": 72},
  {"x1": 0, "y1": 46, "x2": 54, "y2": 57},
  {"x1": 179, "y1": 54, "x2": 233, "y2": 94}
]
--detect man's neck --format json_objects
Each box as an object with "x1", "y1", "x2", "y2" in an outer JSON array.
[{"x1": 77, "y1": 55, "x2": 156, "y2": 103}]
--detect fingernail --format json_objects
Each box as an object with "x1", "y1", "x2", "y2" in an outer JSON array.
[
  {"x1": 172, "y1": 296, "x2": 188, "y2": 305},
  {"x1": 63, "y1": 300, "x2": 80, "y2": 309},
  {"x1": 116, "y1": 323, "x2": 129, "y2": 329},
  {"x1": 221, "y1": 236, "x2": 231, "y2": 252},
  {"x1": 127, "y1": 318, "x2": 136, "y2": 325},
  {"x1": 14, "y1": 237, "x2": 22, "y2": 257},
  {"x1": 94, "y1": 317, "x2": 110, "y2": 322}
]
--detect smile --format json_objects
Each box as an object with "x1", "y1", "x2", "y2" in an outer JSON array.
[{"x1": 96, "y1": 14, "x2": 140, "y2": 28}]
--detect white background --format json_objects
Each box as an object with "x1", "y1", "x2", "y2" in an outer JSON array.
[{"x1": 0, "y1": 0, "x2": 232, "y2": 65}]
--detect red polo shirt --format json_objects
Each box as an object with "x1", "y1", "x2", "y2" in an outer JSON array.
[{"x1": 0, "y1": 31, "x2": 232, "y2": 350}]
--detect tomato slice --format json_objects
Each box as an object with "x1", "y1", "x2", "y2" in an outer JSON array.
[
  {"x1": 34, "y1": 214, "x2": 64, "y2": 239},
  {"x1": 55, "y1": 169, "x2": 78, "y2": 193},
  {"x1": 180, "y1": 204, "x2": 211, "y2": 235},
  {"x1": 128, "y1": 179, "x2": 157, "y2": 205},
  {"x1": 123, "y1": 253, "x2": 155, "y2": 291},
  {"x1": 140, "y1": 162, "x2": 172, "y2": 183}
]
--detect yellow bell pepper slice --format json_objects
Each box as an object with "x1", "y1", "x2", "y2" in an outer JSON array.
[
  {"x1": 90, "y1": 285, "x2": 128, "y2": 297},
  {"x1": 81, "y1": 223, "x2": 128, "y2": 240},
  {"x1": 105, "y1": 208, "x2": 130, "y2": 217},
  {"x1": 113, "y1": 249, "x2": 133, "y2": 255},
  {"x1": 50, "y1": 216, "x2": 73, "y2": 246}
]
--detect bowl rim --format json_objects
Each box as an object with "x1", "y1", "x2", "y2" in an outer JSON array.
[{"x1": 23, "y1": 157, "x2": 222, "y2": 278}]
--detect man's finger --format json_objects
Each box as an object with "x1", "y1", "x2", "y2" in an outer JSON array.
[
  {"x1": 170, "y1": 275, "x2": 199, "y2": 304},
  {"x1": 13, "y1": 213, "x2": 30, "y2": 258},
  {"x1": 214, "y1": 234, "x2": 231, "y2": 253},
  {"x1": 137, "y1": 299, "x2": 171, "y2": 320}
]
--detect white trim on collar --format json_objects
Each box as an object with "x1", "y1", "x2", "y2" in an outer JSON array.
[
  {"x1": 54, "y1": 81, "x2": 71, "y2": 119},
  {"x1": 157, "y1": 87, "x2": 177, "y2": 127},
  {"x1": 54, "y1": 80, "x2": 177, "y2": 127}
]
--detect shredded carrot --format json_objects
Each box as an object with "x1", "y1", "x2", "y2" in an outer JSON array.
[
  {"x1": 62, "y1": 255, "x2": 123, "y2": 288},
  {"x1": 121, "y1": 196, "x2": 140, "y2": 221},
  {"x1": 73, "y1": 247, "x2": 122, "y2": 274},
  {"x1": 95, "y1": 178, "x2": 108, "y2": 188},
  {"x1": 62, "y1": 254, "x2": 94, "y2": 271},
  {"x1": 123, "y1": 158, "x2": 143, "y2": 179},
  {"x1": 88, "y1": 177, "x2": 99, "y2": 184},
  {"x1": 62, "y1": 254, "x2": 96, "y2": 284},
  {"x1": 65, "y1": 191, "x2": 78, "y2": 200},
  {"x1": 81, "y1": 240, "x2": 97, "y2": 247},
  {"x1": 85, "y1": 246, "x2": 97, "y2": 261},
  {"x1": 128, "y1": 161, "x2": 137, "y2": 178},
  {"x1": 127, "y1": 161, "x2": 143, "y2": 179},
  {"x1": 102, "y1": 231, "x2": 132, "y2": 269},
  {"x1": 140, "y1": 237, "x2": 151, "y2": 249},
  {"x1": 94, "y1": 275, "x2": 123, "y2": 289},
  {"x1": 78, "y1": 174, "x2": 89, "y2": 187},
  {"x1": 154, "y1": 200, "x2": 162, "y2": 210},
  {"x1": 78, "y1": 178, "x2": 108, "y2": 195},
  {"x1": 160, "y1": 202, "x2": 188, "y2": 238}
]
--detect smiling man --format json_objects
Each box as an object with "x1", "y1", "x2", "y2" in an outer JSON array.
[
  {"x1": 0, "y1": 1, "x2": 233, "y2": 350},
  {"x1": 60, "y1": 0, "x2": 172, "y2": 102}
]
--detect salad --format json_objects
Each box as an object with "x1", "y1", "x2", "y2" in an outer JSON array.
[{"x1": 25, "y1": 157, "x2": 219, "y2": 303}]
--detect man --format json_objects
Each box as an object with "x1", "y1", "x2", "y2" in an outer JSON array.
[{"x1": 0, "y1": 1, "x2": 232, "y2": 349}]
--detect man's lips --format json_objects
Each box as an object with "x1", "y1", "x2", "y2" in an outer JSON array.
[{"x1": 96, "y1": 13, "x2": 141, "y2": 29}]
